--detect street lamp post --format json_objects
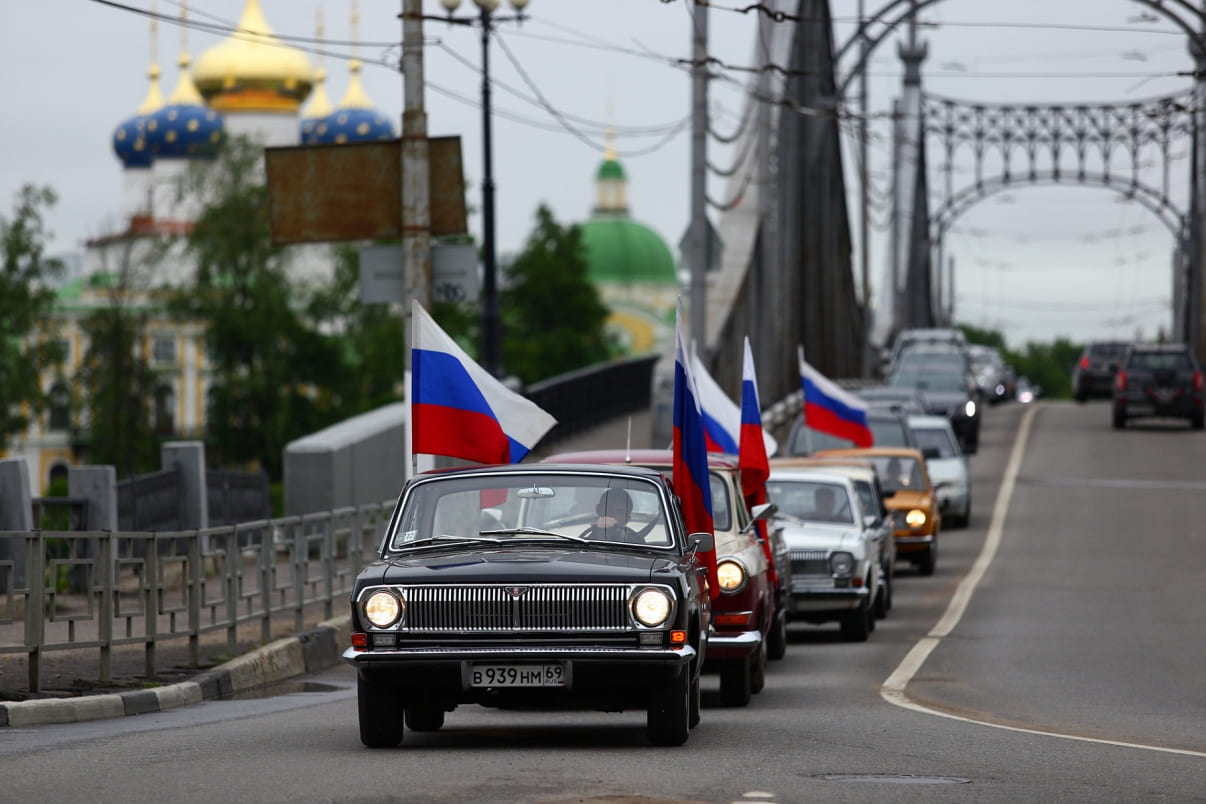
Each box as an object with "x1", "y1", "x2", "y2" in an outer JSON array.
[{"x1": 439, "y1": 0, "x2": 529, "y2": 378}]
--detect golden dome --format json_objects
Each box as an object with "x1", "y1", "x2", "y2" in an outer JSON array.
[
  {"x1": 193, "y1": 0, "x2": 314, "y2": 114},
  {"x1": 301, "y1": 67, "x2": 333, "y2": 120},
  {"x1": 136, "y1": 62, "x2": 165, "y2": 115}
]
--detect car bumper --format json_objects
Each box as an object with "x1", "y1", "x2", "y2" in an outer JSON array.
[
  {"x1": 937, "y1": 487, "x2": 970, "y2": 516},
  {"x1": 788, "y1": 584, "x2": 870, "y2": 615},
  {"x1": 703, "y1": 628, "x2": 762, "y2": 662},
  {"x1": 1115, "y1": 394, "x2": 1203, "y2": 418},
  {"x1": 894, "y1": 533, "x2": 935, "y2": 553}
]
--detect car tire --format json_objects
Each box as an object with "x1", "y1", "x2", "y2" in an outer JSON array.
[
  {"x1": 874, "y1": 582, "x2": 889, "y2": 620},
  {"x1": 404, "y1": 705, "x2": 445, "y2": 732},
  {"x1": 750, "y1": 638, "x2": 768, "y2": 694},
  {"x1": 767, "y1": 611, "x2": 788, "y2": 661},
  {"x1": 357, "y1": 673, "x2": 404, "y2": 748},
  {"x1": 1192, "y1": 413, "x2": 1204, "y2": 430},
  {"x1": 840, "y1": 603, "x2": 871, "y2": 642},
  {"x1": 918, "y1": 545, "x2": 937, "y2": 577},
  {"x1": 647, "y1": 668, "x2": 690, "y2": 746},
  {"x1": 1112, "y1": 408, "x2": 1126, "y2": 430},
  {"x1": 719, "y1": 656, "x2": 752, "y2": 707},
  {"x1": 689, "y1": 670, "x2": 701, "y2": 729}
]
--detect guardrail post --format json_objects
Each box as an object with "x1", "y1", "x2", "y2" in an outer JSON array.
[
  {"x1": 323, "y1": 514, "x2": 335, "y2": 621},
  {"x1": 98, "y1": 531, "x2": 114, "y2": 683},
  {"x1": 24, "y1": 532, "x2": 44, "y2": 692},
  {"x1": 293, "y1": 519, "x2": 306, "y2": 633},
  {"x1": 145, "y1": 532, "x2": 158, "y2": 679},
  {"x1": 188, "y1": 530, "x2": 202, "y2": 668}
]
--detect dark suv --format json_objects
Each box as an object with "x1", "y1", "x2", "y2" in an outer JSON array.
[
  {"x1": 1111, "y1": 343, "x2": 1204, "y2": 430},
  {"x1": 1073, "y1": 340, "x2": 1130, "y2": 402}
]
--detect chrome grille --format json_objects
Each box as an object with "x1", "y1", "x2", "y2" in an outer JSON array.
[
  {"x1": 399, "y1": 584, "x2": 633, "y2": 632},
  {"x1": 790, "y1": 549, "x2": 830, "y2": 577}
]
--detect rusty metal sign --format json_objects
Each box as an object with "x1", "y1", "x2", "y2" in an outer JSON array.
[{"x1": 264, "y1": 136, "x2": 466, "y2": 245}]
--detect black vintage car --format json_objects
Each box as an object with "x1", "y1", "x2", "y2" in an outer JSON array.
[{"x1": 344, "y1": 463, "x2": 715, "y2": 747}]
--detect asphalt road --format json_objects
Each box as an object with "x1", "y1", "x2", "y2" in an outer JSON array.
[{"x1": 2, "y1": 399, "x2": 1204, "y2": 803}]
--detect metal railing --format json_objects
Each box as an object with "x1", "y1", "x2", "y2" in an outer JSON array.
[{"x1": 0, "y1": 500, "x2": 395, "y2": 693}]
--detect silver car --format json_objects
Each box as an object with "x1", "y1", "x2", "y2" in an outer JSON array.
[
  {"x1": 764, "y1": 469, "x2": 882, "y2": 642},
  {"x1": 908, "y1": 414, "x2": 971, "y2": 528}
]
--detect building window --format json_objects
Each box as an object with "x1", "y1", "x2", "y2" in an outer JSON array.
[
  {"x1": 48, "y1": 382, "x2": 70, "y2": 431},
  {"x1": 154, "y1": 383, "x2": 175, "y2": 436},
  {"x1": 152, "y1": 336, "x2": 177, "y2": 365}
]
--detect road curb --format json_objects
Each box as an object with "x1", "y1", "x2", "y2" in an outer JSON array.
[{"x1": 0, "y1": 615, "x2": 351, "y2": 728}]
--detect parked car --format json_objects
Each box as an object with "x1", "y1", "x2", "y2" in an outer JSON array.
[
  {"x1": 907, "y1": 414, "x2": 971, "y2": 528},
  {"x1": 784, "y1": 406, "x2": 920, "y2": 455},
  {"x1": 343, "y1": 462, "x2": 714, "y2": 747},
  {"x1": 1111, "y1": 343, "x2": 1205, "y2": 430},
  {"x1": 885, "y1": 357, "x2": 981, "y2": 454},
  {"x1": 541, "y1": 449, "x2": 786, "y2": 707},
  {"x1": 769, "y1": 456, "x2": 896, "y2": 618},
  {"x1": 763, "y1": 468, "x2": 881, "y2": 641},
  {"x1": 811, "y1": 447, "x2": 942, "y2": 576},
  {"x1": 1072, "y1": 340, "x2": 1130, "y2": 402}
]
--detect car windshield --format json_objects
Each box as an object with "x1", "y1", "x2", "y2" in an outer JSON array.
[
  {"x1": 631, "y1": 466, "x2": 733, "y2": 532},
  {"x1": 913, "y1": 426, "x2": 959, "y2": 458},
  {"x1": 788, "y1": 417, "x2": 910, "y2": 453},
  {"x1": 389, "y1": 474, "x2": 673, "y2": 550},
  {"x1": 866, "y1": 456, "x2": 926, "y2": 492},
  {"x1": 1128, "y1": 351, "x2": 1192, "y2": 371},
  {"x1": 764, "y1": 479, "x2": 856, "y2": 525},
  {"x1": 888, "y1": 369, "x2": 967, "y2": 392}
]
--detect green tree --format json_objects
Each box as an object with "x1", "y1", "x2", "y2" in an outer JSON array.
[
  {"x1": 76, "y1": 241, "x2": 161, "y2": 477},
  {"x1": 499, "y1": 204, "x2": 613, "y2": 384},
  {"x1": 174, "y1": 136, "x2": 344, "y2": 478},
  {"x1": 0, "y1": 185, "x2": 64, "y2": 450}
]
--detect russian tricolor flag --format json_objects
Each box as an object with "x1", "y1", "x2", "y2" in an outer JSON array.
[
  {"x1": 739, "y1": 337, "x2": 777, "y2": 585},
  {"x1": 798, "y1": 346, "x2": 873, "y2": 449},
  {"x1": 690, "y1": 342, "x2": 778, "y2": 461},
  {"x1": 672, "y1": 301, "x2": 718, "y2": 598},
  {"x1": 411, "y1": 301, "x2": 557, "y2": 464}
]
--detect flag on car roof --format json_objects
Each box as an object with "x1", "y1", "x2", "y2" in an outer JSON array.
[
  {"x1": 672, "y1": 300, "x2": 718, "y2": 598},
  {"x1": 411, "y1": 300, "x2": 557, "y2": 464},
  {"x1": 739, "y1": 337, "x2": 777, "y2": 585},
  {"x1": 798, "y1": 346, "x2": 873, "y2": 448},
  {"x1": 690, "y1": 342, "x2": 778, "y2": 459}
]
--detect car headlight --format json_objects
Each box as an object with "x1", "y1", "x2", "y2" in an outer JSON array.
[
  {"x1": 965, "y1": 400, "x2": 977, "y2": 418},
  {"x1": 632, "y1": 587, "x2": 673, "y2": 627},
  {"x1": 716, "y1": 559, "x2": 747, "y2": 593},
  {"x1": 906, "y1": 509, "x2": 927, "y2": 528},
  {"x1": 830, "y1": 552, "x2": 855, "y2": 577},
  {"x1": 362, "y1": 589, "x2": 404, "y2": 629}
]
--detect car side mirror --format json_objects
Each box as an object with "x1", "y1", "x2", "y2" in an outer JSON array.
[
  {"x1": 687, "y1": 532, "x2": 714, "y2": 553},
  {"x1": 742, "y1": 502, "x2": 779, "y2": 536},
  {"x1": 863, "y1": 514, "x2": 879, "y2": 529}
]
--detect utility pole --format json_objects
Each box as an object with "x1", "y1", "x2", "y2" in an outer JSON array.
[
  {"x1": 858, "y1": 0, "x2": 872, "y2": 375},
  {"x1": 401, "y1": 0, "x2": 430, "y2": 371},
  {"x1": 688, "y1": 0, "x2": 709, "y2": 357}
]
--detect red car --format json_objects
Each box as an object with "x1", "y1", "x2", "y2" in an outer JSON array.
[{"x1": 542, "y1": 449, "x2": 784, "y2": 707}]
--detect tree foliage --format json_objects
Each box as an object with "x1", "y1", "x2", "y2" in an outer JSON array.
[
  {"x1": 174, "y1": 136, "x2": 343, "y2": 477},
  {"x1": 76, "y1": 244, "x2": 161, "y2": 477},
  {"x1": 0, "y1": 184, "x2": 64, "y2": 450},
  {"x1": 499, "y1": 204, "x2": 613, "y2": 384}
]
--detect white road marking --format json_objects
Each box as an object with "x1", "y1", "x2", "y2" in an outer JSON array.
[{"x1": 880, "y1": 402, "x2": 1206, "y2": 759}]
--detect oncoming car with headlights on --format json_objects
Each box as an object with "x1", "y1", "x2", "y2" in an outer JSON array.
[
  {"x1": 541, "y1": 449, "x2": 785, "y2": 708},
  {"x1": 812, "y1": 447, "x2": 942, "y2": 576},
  {"x1": 344, "y1": 463, "x2": 714, "y2": 748}
]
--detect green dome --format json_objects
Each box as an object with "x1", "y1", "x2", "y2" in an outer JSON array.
[
  {"x1": 580, "y1": 217, "x2": 677, "y2": 285},
  {"x1": 596, "y1": 159, "x2": 625, "y2": 181}
]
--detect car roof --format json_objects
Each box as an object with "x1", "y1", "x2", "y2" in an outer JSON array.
[
  {"x1": 417, "y1": 462, "x2": 669, "y2": 481},
  {"x1": 906, "y1": 414, "x2": 955, "y2": 431},
  {"x1": 811, "y1": 446, "x2": 928, "y2": 461},
  {"x1": 540, "y1": 448, "x2": 741, "y2": 471},
  {"x1": 765, "y1": 467, "x2": 861, "y2": 488},
  {"x1": 770, "y1": 455, "x2": 877, "y2": 471}
]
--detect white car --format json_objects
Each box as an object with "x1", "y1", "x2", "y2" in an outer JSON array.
[
  {"x1": 908, "y1": 414, "x2": 972, "y2": 528},
  {"x1": 764, "y1": 468, "x2": 881, "y2": 642}
]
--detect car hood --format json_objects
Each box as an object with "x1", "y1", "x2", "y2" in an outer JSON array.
[
  {"x1": 924, "y1": 458, "x2": 968, "y2": 485},
  {"x1": 360, "y1": 545, "x2": 682, "y2": 587},
  {"x1": 777, "y1": 523, "x2": 863, "y2": 553},
  {"x1": 921, "y1": 390, "x2": 969, "y2": 411}
]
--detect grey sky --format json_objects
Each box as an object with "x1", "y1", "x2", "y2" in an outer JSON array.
[{"x1": 0, "y1": 1, "x2": 1197, "y2": 349}]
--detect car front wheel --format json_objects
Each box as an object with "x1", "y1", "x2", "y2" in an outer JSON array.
[
  {"x1": 405, "y1": 705, "x2": 446, "y2": 732},
  {"x1": 1113, "y1": 407, "x2": 1126, "y2": 429},
  {"x1": 647, "y1": 669, "x2": 690, "y2": 746},
  {"x1": 719, "y1": 655, "x2": 752, "y2": 707},
  {"x1": 840, "y1": 602, "x2": 871, "y2": 641},
  {"x1": 767, "y1": 611, "x2": 788, "y2": 660},
  {"x1": 357, "y1": 674, "x2": 404, "y2": 748}
]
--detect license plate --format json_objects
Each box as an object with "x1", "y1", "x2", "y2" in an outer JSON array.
[{"x1": 469, "y1": 663, "x2": 565, "y2": 688}]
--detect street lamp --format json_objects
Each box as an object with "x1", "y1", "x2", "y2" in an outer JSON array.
[{"x1": 439, "y1": 0, "x2": 530, "y2": 378}]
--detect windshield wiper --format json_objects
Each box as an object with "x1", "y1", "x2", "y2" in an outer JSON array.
[{"x1": 480, "y1": 527, "x2": 588, "y2": 543}]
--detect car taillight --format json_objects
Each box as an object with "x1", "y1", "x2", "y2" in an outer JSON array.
[
  {"x1": 1115, "y1": 370, "x2": 1127, "y2": 391},
  {"x1": 1080, "y1": 355, "x2": 1090, "y2": 370},
  {"x1": 1195, "y1": 371, "x2": 1203, "y2": 392}
]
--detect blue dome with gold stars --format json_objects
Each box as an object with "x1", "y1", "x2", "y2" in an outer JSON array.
[
  {"x1": 113, "y1": 62, "x2": 165, "y2": 169},
  {"x1": 146, "y1": 52, "x2": 225, "y2": 159},
  {"x1": 304, "y1": 59, "x2": 394, "y2": 144}
]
